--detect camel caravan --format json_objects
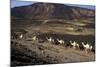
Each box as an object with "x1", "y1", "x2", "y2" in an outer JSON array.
[{"x1": 11, "y1": 30, "x2": 95, "y2": 54}]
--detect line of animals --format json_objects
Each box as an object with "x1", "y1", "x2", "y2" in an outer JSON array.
[{"x1": 11, "y1": 32, "x2": 95, "y2": 54}]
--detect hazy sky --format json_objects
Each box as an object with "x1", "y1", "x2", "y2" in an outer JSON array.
[
  {"x1": 11, "y1": 0, "x2": 95, "y2": 10},
  {"x1": 11, "y1": 1, "x2": 34, "y2": 8}
]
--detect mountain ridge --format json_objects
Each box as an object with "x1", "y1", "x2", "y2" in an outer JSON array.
[{"x1": 11, "y1": 2, "x2": 95, "y2": 20}]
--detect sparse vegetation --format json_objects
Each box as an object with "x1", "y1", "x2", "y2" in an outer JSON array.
[{"x1": 11, "y1": 2, "x2": 95, "y2": 67}]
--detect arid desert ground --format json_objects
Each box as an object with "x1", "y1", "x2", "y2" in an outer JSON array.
[{"x1": 11, "y1": 2, "x2": 95, "y2": 67}]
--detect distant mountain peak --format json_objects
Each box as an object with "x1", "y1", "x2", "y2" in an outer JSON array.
[{"x1": 11, "y1": 3, "x2": 95, "y2": 20}]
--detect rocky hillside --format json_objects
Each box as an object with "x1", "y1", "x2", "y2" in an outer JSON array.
[{"x1": 11, "y1": 2, "x2": 95, "y2": 20}]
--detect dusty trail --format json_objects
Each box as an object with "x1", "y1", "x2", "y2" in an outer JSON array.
[{"x1": 11, "y1": 37, "x2": 95, "y2": 66}]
